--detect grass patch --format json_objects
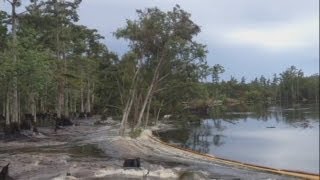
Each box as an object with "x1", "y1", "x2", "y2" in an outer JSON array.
[{"x1": 129, "y1": 128, "x2": 143, "y2": 139}]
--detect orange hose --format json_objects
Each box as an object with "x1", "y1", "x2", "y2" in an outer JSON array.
[{"x1": 148, "y1": 135, "x2": 320, "y2": 180}]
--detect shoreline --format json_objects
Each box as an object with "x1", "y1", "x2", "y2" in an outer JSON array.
[
  {"x1": 0, "y1": 117, "x2": 308, "y2": 179},
  {"x1": 148, "y1": 131, "x2": 319, "y2": 180}
]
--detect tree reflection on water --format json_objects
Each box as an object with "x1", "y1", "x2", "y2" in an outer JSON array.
[{"x1": 158, "y1": 104, "x2": 319, "y2": 153}]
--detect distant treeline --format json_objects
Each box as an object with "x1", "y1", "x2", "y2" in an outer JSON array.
[
  {"x1": 0, "y1": 1, "x2": 318, "y2": 135},
  {"x1": 204, "y1": 65, "x2": 319, "y2": 106}
]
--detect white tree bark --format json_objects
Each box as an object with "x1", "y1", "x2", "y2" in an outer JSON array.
[{"x1": 119, "y1": 67, "x2": 140, "y2": 136}]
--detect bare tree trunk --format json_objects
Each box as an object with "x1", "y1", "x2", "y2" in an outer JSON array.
[
  {"x1": 18, "y1": 92, "x2": 20, "y2": 125},
  {"x1": 119, "y1": 92, "x2": 135, "y2": 136},
  {"x1": 155, "y1": 100, "x2": 163, "y2": 125},
  {"x1": 144, "y1": 97, "x2": 152, "y2": 128},
  {"x1": 31, "y1": 92, "x2": 38, "y2": 133},
  {"x1": 2, "y1": 99, "x2": 5, "y2": 117},
  {"x1": 134, "y1": 59, "x2": 162, "y2": 129},
  {"x1": 73, "y1": 93, "x2": 77, "y2": 113},
  {"x1": 135, "y1": 85, "x2": 152, "y2": 129},
  {"x1": 119, "y1": 102, "x2": 131, "y2": 135},
  {"x1": 56, "y1": 54, "x2": 64, "y2": 119},
  {"x1": 86, "y1": 80, "x2": 91, "y2": 114},
  {"x1": 132, "y1": 94, "x2": 141, "y2": 131},
  {"x1": 65, "y1": 87, "x2": 69, "y2": 118},
  {"x1": 63, "y1": 43, "x2": 68, "y2": 118},
  {"x1": 54, "y1": 1, "x2": 65, "y2": 120},
  {"x1": 5, "y1": 90, "x2": 10, "y2": 126},
  {"x1": 116, "y1": 79, "x2": 124, "y2": 105},
  {"x1": 10, "y1": 0, "x2": 19, "y2": 133},
  {"x1": 40, "y1": 98, "x2": 44, "y2": 113},
  {"x1": 119, "y1": 68, "x2": 140, "y2": 136},
  {"x1": 69, "y1": 93, "x2": 73, "y2": 114},
  {"x1": 56, "y1": 32, "x2": 61, "y2": 118},
  {"x1": 155, "y1": 107, "x2": 161, "y2": 125},
  {"x1": 57, "y1": 80, "x2": 64, "y2": 118},
  {"x1": 44, "y1": 82, "x2": 48, "y2": 112},
  {"x1": 80, "y1": 80, "x2": 84, "y2": 113},
  {"x1": 91, "y1": 82, "x2": 95, "y2": 112}
]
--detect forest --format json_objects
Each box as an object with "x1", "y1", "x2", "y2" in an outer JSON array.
[{"x1": 0, "y1": 0, "x2": 319, "y2": 136}]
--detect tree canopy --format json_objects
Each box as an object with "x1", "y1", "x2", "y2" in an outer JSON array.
[{"x1": 0, "y1": 2, "x2": 318, "y2": 135}]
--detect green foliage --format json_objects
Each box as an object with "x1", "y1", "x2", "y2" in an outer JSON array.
[
  {"x1": 0, "y1": 10, "x2": 8, "y2": 50},
  {"x1": 129, "y1": 128, "x2": 143, "y2": 139},
  {"x1": 0, "y1": 1, "x2": 318, "y2": 133},
  {"x1": 0, "y1": 0, "x2": 114, "y2": 123},
  {"x1": 205, "y1": 65, "x2": 319, "y2": 106},
  {"x1": 211, "y1": 64, "x2": 225, "y2": 84},
  {"x1": 114, "y1": 6, "x2": 209, "y2": 128}
]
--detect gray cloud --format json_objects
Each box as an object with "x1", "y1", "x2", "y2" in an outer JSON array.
[{"x1": 77, "y1": 0, "x2": 318, "y2": 80}]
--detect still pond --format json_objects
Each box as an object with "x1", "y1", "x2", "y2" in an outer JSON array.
[{"x1": 157, "y1": 104, "x2": 319, "y2": 174}]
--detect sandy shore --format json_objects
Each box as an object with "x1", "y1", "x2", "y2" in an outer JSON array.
[{"x1": 0, "y1": 117, "x2": 297, "y2": 180}]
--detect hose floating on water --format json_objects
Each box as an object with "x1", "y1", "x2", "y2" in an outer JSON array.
[{"x1": 148, "y1": 134, "x2": 320, "y2": 180}]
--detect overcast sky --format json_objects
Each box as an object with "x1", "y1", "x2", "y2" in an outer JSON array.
[
  {"x1": 77, "y1": 0, "x2": 319, "y2": 81},
  {"x1": 3, "y1": 0, "x2": 320, "y2": 81}
]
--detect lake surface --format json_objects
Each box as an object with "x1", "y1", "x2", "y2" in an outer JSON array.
[{"x1": 158, "y1": 104, "x2": 319, "y2": 174}]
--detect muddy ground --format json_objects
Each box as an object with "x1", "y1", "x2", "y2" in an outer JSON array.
[{"x1": 0, "y1": 117, "x2": 298, "y2": 180}]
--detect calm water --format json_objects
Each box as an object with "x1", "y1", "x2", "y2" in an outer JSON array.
[{"x1": 158, "y1": 104, "x2": 320, "y2": 174}]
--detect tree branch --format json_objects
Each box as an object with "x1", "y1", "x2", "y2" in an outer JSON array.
[{"x1": 156, "y1": 73, "x2": 170, "y2": 83}]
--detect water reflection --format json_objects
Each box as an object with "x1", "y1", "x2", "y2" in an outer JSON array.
[
  {"x1": 183, "y1": 119, "x2": 228, "y2": 153},
  {"x1": 213, "y1": 134, "x2": 225, "y2": 146},
  {"x1": 158, "y1": 104, "x2": 319, "y2": 173}
]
